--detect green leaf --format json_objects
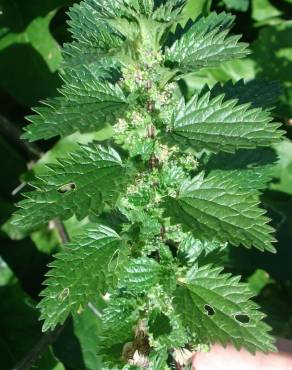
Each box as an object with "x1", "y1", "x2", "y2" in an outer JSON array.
[
  {"x1": 169, "y1": 89, "x2": 282, "y2": 153},
  {"x1": 101, "y1": 297, "x2": 139, "y2": 346},
  {"x1": 153, "y1": 0, "x2": 185, "y2": 22},
  {"x1": 166, "y1": 12, "x2": 249, "y2": 72},
  {"x1": 205, "y1": 147, "x2": 278, "y2": 190},
  {"x1": 73, "y1": 304, "x2": 104, "y2": 370},
  {"x1": 184, "y1": 58, "x2": 257, "y2": 94},
  {"x1": 64, "y1": 0, "x2": 123, "y2": 68},
  {"x1": 149, "y1": 311, "x2": 172, "y2": 339},
  {"x1": 119, "y1": 205, "x2": 162, "y2": 240},
  {"x1": 247, "y1": 269, "x2": 272, "y2": 295},
  {"x1": 165, "y1": 172, "x2": 276, "y2": 252},
  {"x1": 32, "y1": 127, "x2": 114, "y2": 175},
  {"x1": 178, "y1": 0, "x2": 212, "y2": 26},
  {"x1": 65, "y1": 0, "x2": 184, "y2": 67},
  {"x1": 118, "y1": 257, "x2": 162, "y2": 293},
  {"x1": 38, "y1": 225, "x2": 122, "y2": 331},
  {"x1": 223, "y1": 0, "x2": 249, "y2": 12},
  {"x1": 229, "y1": 192, "x2": 292, "y2": 284},
  {"x1": 12, "y1": 144, "x2": 125, "y2": 231},
  {"x1": 205, "y1": 79, "x2": 282, "y2": 109},
  {"x1": 0, "y1": 0, "x2": 69, "y2": 106},
  {"x1": 149, "y1": 310, "x2": 189, "y2": 347},
  {"x1": 252, "y1": 0, "x2": 282, "y2": 23},
  {"x1": 149, "y1": 350, "x2": 168, "y2": 370},
  {"x1": 175, "y1": 264, "x2": 276, "y2": 353},
  {"x1": 23, "y1": 65, "x2": 128, "y2": 141},
  {"x1": 183, "y1": 75, "x2": 281, "y2": 108},
  {"x1": 178, "y1": 234, "x2": 227, "y2": 265},
  {"x1": 30, "y1": 227, "x2": 60, "y2": 255},
  {"x1": 67, "y1": 0, "x2": 121, "y2": 46}
]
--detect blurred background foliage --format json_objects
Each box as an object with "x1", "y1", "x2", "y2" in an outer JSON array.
[{"x1": 0, "y1": 0, "x2": 292, "y2": 369}]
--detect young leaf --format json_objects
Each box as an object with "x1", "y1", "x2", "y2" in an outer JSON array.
[
  {"x1": 101, "y1": 297, "x2": 139, "y2": 346},
  {"x1": 169, "y1": 90, "x2": 282, "y2": 153},
  {"x1": 118, "y1": 257, "x2": 162, "y2": 293},
  {"x1": 175, "y1": 264, "x2": 276, "y2": 353},
  {"x1": 38, "y1": 225, "x2": 122, "y2": 331},
  {"x1": 68, "y1": 0, "x2": 123, "y2": 50},
  {"x1": 13, "y1": 144, "x2": 125, "y2": 231},
  {"x1": 63, "y1": 0, "x2": 125, "y2": 68},
  {"x1": 153, "y1": 0, "x2": 185, "y2": 22},
  {"x1": 165, "y1": 172, "x2": 276, "y2": 252},
  {"x1": 165, "y1": 12, "x2": 249, "y2": 72}
]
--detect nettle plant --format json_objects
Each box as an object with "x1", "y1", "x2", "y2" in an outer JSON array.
[{"x1": 13, "y1": 0, "x2": 284, "y2": 368}]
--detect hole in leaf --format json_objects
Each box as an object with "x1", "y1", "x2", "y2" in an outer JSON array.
[
  {"x1": 58, "y1": 182, "x2": 76, "y2": 193},
  {"x1": 204, "y1": 304, "x2": 215, "y2": 316},
  {"x1": 235, "y1": 313, "x2": 250, "y2": 324}
]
